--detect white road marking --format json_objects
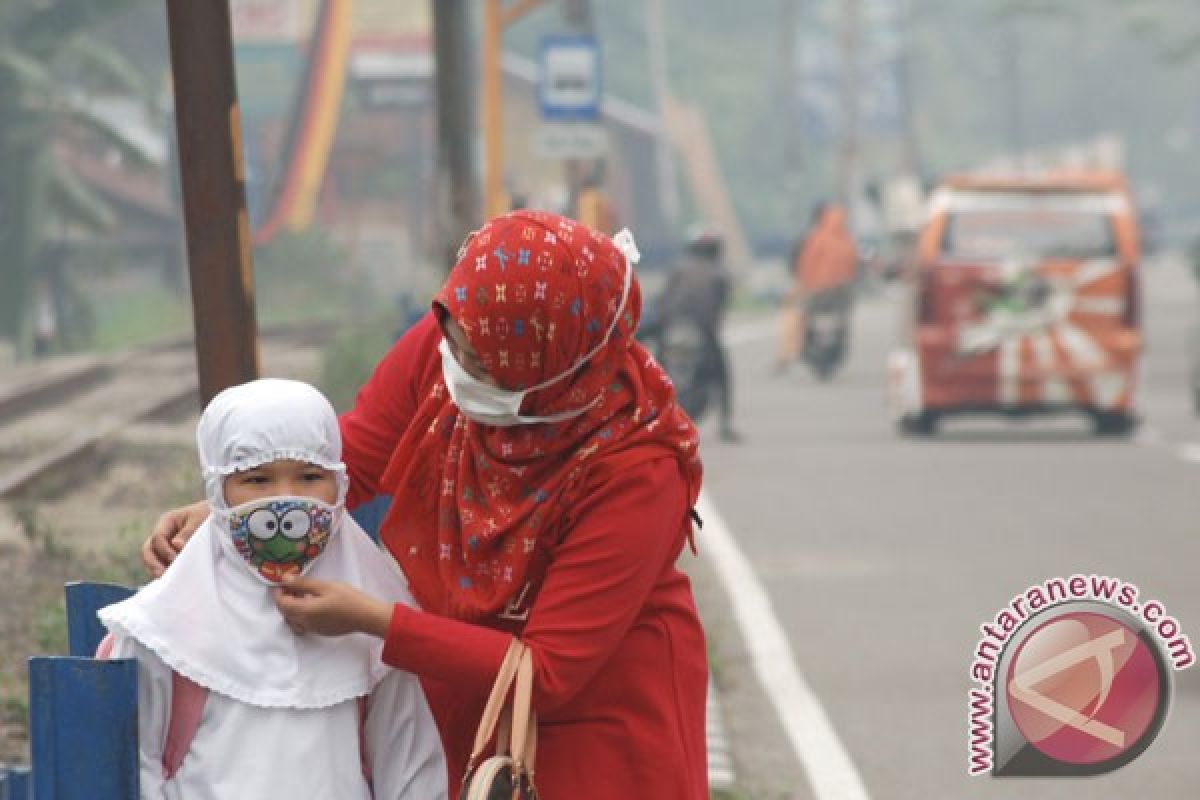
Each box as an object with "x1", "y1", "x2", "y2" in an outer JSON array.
[
  {"x1": 707, "y1": 677, "x2": 737, "y2": 789},
  {"x1": 697, "y1": 491, "x2": 871, "y2": 800},
  {"x1": 1134, "y1": 425, "x2": 1163, "y2": 448},
  {"x1": 1176, "y1": 443, "x2": 1200, "y2": 464}
]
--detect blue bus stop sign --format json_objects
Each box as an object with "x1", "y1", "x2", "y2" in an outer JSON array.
[{"x1": 539, "y1": 35, "x2": 601, "y2": 122}]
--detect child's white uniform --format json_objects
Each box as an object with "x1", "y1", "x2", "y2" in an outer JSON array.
[
  {"x1": 101, "y1": 518, "x2": 447, "y2": 800},
  {"x1": 98, "y1": 378, "x2": 448, "y2": 800},
  {"x1": 109, "y1": 637, "x2": 441, "y2": 799}
]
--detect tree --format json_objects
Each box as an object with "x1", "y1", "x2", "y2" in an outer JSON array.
[{"x1": 0, "y1": 0, "x2": 152, "y2": 356}]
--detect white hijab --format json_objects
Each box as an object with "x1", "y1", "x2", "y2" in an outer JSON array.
[{"x1": 100, "y1": 379, "x2": 414, "y2": 709}]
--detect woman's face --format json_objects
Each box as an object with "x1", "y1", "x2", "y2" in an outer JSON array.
[{"x1": 439, "y1": 314, "x2": 497, "y2": 386}]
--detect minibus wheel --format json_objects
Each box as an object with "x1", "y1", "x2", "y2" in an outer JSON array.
[
  {"x1": 1091, "y1": 411, "x2": 1136, "y2": 437},
  {"x1": 898, "y1": 411, "x2": 939, "y2": 436}
]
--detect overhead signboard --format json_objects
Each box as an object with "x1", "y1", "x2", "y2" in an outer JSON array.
[
  {"x1": 230, "y1": 0, "x2": 302, "y2": 41},
  {"x1": 350, "y1": 51, "x2": 433, "y2": 110},
  {"x1": 539, "y1": 35, "x2": 602, "y2": 122}
]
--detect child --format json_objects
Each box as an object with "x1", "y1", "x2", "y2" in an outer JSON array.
[{"x1": 99, "y1": 379, "x2": 447, "y2": 799}]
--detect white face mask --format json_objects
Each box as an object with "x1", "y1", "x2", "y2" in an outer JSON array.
[{"x1": 440, "y1": 229, "x2": 639, "y2": 428}]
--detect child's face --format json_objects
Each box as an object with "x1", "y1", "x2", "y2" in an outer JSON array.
[{"x1": 223, "y1": 460, "x2": 338, "y2": 507}]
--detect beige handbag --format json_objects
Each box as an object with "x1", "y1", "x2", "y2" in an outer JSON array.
[{"x1": 459, "y1": 638, "x2": 539, "y2": 800}]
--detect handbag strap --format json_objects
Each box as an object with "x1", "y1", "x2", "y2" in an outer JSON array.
[
  {"x1": 467, "y1": 638, "x2": 526, "y2": 765},
  {"x1": 495, "y1": 707, "x2": 538, "y2": 771},
  {"x1": 509, "y1": 646, "x2": 537, "y2": 777}
]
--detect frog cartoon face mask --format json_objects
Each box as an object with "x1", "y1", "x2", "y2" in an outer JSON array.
[
  {"x1": 222, "y1": 495, "x2": 338, "y2": 584},
  {"x1": 196, "y1": 379, "x2": 350, "y2": 586}
]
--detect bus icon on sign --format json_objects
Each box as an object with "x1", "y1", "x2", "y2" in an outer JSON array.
[{"x1": 539, "y1": 35, "x2": 601, "y2": 121}]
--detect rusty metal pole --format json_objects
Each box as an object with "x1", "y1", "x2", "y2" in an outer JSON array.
[{"x1": 164, "y1": 0, "x2": 260, "y2": 406}]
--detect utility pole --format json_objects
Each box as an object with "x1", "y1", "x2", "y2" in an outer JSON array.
[
  {"x1": 835, "y1": 0, "x2": 861, "y2": 212},
  {"x1": 164, "y1": 0, "x2": 259, "y2": 405},
  {"x1": 646, "y1": 0, "x2": 680, "y2": 226},
  {"x1": 432, "y1": 0, "x2": 480, "y2": 271}
]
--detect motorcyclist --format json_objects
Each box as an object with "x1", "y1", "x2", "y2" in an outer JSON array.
[
  {"x1": 659, "y1": 223, "x2": 740, "y2": 442},
  {"x1": 776, "y1": 202, "x2": 859, "y2": 372}
]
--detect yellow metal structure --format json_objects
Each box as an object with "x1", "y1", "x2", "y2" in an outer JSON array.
[{"x1": 482, "y1": 0, "x2": 549, "y2": 219}]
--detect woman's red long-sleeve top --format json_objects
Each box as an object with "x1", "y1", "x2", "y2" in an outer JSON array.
[{"x1": 339, "y1": 315, "x2": 709, "y2": 799}]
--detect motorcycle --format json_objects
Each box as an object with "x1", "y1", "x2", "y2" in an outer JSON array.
[
  {"x1": 639, "y1": 308, "x2": 718, "y2": 423},
  {"x1": 802, "y1": 305, "x2": 849, "y2": 381}
]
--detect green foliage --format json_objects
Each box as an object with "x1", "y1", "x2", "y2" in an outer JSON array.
[
  {"x1": 318, "y1": 318, "x2": 397, "y2": 414},
  {"x1": 254, "y1": 227, "x2": 374, "y2": 326},
  {"x1": 710, "y1": 790, "x2": 749, "y2": 800},
  {"x1": 90, "y1": 284, "x2": 191, "y2": 351},
  {"x1": 95, "y1": 520, "x2": 157, "y2": 587},
  {"x1": 0, "y1": 672, "x2": 29, "y2": 739},
  {"x1": 0, "y1": 0, "x2": 156, "y2": 353},
  {"x1": 33, "y1": 599, "x2": 68, "y2": 655},
  {"x1": 14, "y1": 493, "x2": 64, "y2": 559}
]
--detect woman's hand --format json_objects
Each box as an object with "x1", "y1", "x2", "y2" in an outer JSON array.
[
  {"x1": 274, "y1": 576, "x2": 394, "y2": 638},
  {"x1": 142, "y1": 500, "x2": 210, "y2": 577}
]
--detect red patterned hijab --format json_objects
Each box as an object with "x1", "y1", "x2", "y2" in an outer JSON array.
[{"x1": 382, "y1": 211, "x2": 702, "y2": 620}]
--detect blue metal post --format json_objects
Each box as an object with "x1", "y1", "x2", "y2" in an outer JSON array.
[
  {"x1": 29, "y1": 657, "x2": 139, "y2": 800},
  {"x1": 64, "y1": 582, "x2": 134, "y2": 657},
  {"x1": 4, "y1": 766, "x2": 31, "y2": 800}
]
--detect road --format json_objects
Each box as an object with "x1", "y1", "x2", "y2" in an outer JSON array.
[{"x1": 694, "y1": 253, "x2": 1200, "y2": 799}]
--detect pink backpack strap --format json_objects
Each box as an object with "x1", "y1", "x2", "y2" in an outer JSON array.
[
  {"x1": 97, "y1": 634, "x2": 367, "y2": 788},
  {"x1": 94, "y1": 632, "x2": 208, "y2": 782},
  {"x1": 162, "y1": 671, "x2": 208, "y2": 780},
  {"x1": 95, "y1": 632, "x2": 116, "y2": 660},
  {"x1": 357, "y1": 695, "x2": 373, "y2": 790}
]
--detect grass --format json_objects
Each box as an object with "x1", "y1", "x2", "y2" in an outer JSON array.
[
  {"x1": 90, "y1": 284, "x2": 193, "y2": 351},
  {"x1": 33, "y1": 600, "x2": 68, "y2": 655},
  {"x1": 80, "y1": 226, "x2": 395, "y2": 354},
  {"x1": 318, "y1": 316, "x2": 398, "y2": 413}
]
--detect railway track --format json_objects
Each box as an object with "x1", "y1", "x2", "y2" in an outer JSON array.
[{"x1": 0, "y1": 325, "x2": 331, "y2": 500}]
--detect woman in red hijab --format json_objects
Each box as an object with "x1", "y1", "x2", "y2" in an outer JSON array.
[{"x1": 145, "y1": 211, "x2": 710, "y2": 798}]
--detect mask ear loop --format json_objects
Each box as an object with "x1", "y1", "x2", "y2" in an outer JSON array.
[
  {"x1": 456, "y1": 229, "x2": 479, "y2": 262},
  {"x1": 501, "y1": 229, "x2": 639, "y2": 425},
  {"x1": 519, "y1": 229, "x2": 640, "y2": 396},
  {"x1": 612, "y1": 228, "x2": 641, "y2": 266}
]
